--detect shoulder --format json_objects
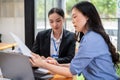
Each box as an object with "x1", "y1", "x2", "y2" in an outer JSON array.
[
  {"x1": 63, "y1": 29, "x2": 75, "y2": 37},
  {"x1": 37, "y1": 29, "x2": 52, "y2": 35},
  {"x1": 62, "y1": 30, "x2": 75, "y2": 42},
  {"x1": 81, "y1": 31, "x2": 108, "y2": 50},
  {"x1": 35, "y1": 29, "x2": 51, "y2": 39},
  {"x1": 84, "y1": 31, "x2": 104, "y2": 43}
]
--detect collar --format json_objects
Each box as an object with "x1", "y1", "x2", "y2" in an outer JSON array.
[{"x1": 51, "y1": 29, "x2": 63, "y2": 42}]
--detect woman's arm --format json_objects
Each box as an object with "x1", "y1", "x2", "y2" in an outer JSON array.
[
  {"x1": 58, "y1": 63, "x2": 70, "y2": 67},
  {"x1": 30, "y1": 53, "x2": 73, "y2": 77},
  {"x1": 46, "y1": 57, "x2": 70, "y2": 67},
  {"x1": 43, "y1": 62, "x2": 72, "y2": 77}
]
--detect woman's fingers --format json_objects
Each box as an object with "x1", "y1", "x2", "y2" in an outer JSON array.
[
  {"x1": 41, "y1": 56, "x2": 46, "y2": 59},
  {"x1": 29, "y1": 58, "x2": 37, "y2": 67},
  {"x1": 31, "y1": 53, "x2": 40, "y2": 58},
  {"x1": 30, "y1": 53, "x2": 59, "y2": 67},
  {"x1": 46, "y1": 57, "x2": 59, "y2": 65},
  {"x1": 46, "y1": 59, "x2": 59, "y2": 65},
  {"x1": 46, "y1": 57, "x2": 53, "y2": 60}
]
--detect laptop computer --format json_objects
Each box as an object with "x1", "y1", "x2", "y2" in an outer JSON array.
[
  {"x1": 0, "y1": 52, "x2": 53, "y2": 80},
  {"x1": 0, "y1": 52, "x2": 35, "y2": 80}
]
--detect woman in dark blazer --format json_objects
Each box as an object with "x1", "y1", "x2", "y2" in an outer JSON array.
[{"x1": 32, "y1": 8, "x2": 76, "y2": 64}]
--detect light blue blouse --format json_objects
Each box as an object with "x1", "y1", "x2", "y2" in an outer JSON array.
[{"x1": 70, "y1": 31, "x2": 119, "y2": 80}]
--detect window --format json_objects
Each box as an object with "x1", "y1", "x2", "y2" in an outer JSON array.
[
  {"x1": 34, "y1": 0, "x2": 119, "y2": 49},
  {"x1": 35, "y1": 0, "x2": 58, "y2": 36}
]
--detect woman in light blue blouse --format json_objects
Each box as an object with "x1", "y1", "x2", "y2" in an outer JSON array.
[{"x1": 30, "y1": 1, "x2": 120, "y2": 80}]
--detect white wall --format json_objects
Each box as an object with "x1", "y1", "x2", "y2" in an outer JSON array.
[
  {"x1": 0, "y1": 18, "x2": 24, "y2": 43},
  {"x1": 0, "y1": 0, "x2": 25, "y2": 43}
]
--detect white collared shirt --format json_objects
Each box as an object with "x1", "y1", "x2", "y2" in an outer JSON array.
[{"x1": 50, "y1": 30, "x2": 63, "y2": 58}]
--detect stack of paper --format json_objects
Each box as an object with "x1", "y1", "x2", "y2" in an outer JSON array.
[{"x1": 36, "y1": 68, "x2": 49, "y2": 74}]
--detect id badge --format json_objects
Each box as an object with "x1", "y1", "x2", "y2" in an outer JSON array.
[{"x1": 51, "y1": 53, "x2": 58, "y2": 58}]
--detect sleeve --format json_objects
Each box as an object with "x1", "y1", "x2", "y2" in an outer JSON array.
[
  {"x1": 55, "y1": 32, "x2": 76, "y2": 63},
  {"x1": 70, "y1": 46, "x2": 93, "y2": 75},
  {"x1": 70, "y1": 35, "x2": 99, "y2": 75},
  {"x1": 56, "y1": 37, "x2": 76, "y2": 63},
  {"x1": 32, "y1": 33, "x2": 40, "y2": 54}
]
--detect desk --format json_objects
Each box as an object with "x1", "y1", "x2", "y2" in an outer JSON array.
[
  {"x1": 51, "y1": 74, "x2": 74, "y2": 80},
  {"x1": 0, "y1": 43, "x2": 16, "y2": 50}
]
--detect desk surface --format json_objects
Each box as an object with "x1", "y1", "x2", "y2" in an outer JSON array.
[
  {"x1": 51, "y1": 74, "x2": 74, "y2": 80},
  {"x1": 0, "y1": 43, "x2": 16, "y2": 50}
]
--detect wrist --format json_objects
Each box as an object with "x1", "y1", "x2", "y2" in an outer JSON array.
[{"x1": 40, "y1": 60, "x2": 48, "y2": 68}]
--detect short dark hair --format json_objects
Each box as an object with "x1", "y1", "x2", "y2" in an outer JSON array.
[{"x1": 48, "y1": 8, "x2": 64, "y2": 18}]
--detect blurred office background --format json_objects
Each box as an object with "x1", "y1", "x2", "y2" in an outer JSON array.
[{"x1": 0, "y1": 0, "x2": 120, "y2": 52}]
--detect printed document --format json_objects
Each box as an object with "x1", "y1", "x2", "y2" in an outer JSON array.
[{"x1": 10, "y1": 32, "x2": 32, "y2": 57}]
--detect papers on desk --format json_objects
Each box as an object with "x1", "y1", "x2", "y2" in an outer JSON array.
[
  {"x1": 10, "y1": 32, "x2": 32, "y2": 57},
  {"x1": 34, "y1": 68, "x2": 52, "y2": 80},
  {"x1": 36, "y1": 68, "x2": 49, "y2": 74}
]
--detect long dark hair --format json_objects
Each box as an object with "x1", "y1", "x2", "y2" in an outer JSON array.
[
  {"x1": 75, "y1": 31, "x2": 84, "y2": 42},
  {"x1": 72, "y1": 1, "x2": 119, "y2": 65}
]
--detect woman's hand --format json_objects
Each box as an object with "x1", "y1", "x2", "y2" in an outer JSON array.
[
  {"x1": 46, "y1": 57, "x2": 59, "y2": 65},
  {"x1": 29, "y1": 53, "x2": 46, "y2": 68}
]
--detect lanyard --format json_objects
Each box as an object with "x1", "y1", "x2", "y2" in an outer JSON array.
[{"x1": 52, "y1": 38, "x2": 59, "y2": 53}]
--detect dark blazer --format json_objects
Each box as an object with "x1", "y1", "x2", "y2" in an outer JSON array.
[{"x1": 32, "y1": 29, "x2": 76, "y2": 63}]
